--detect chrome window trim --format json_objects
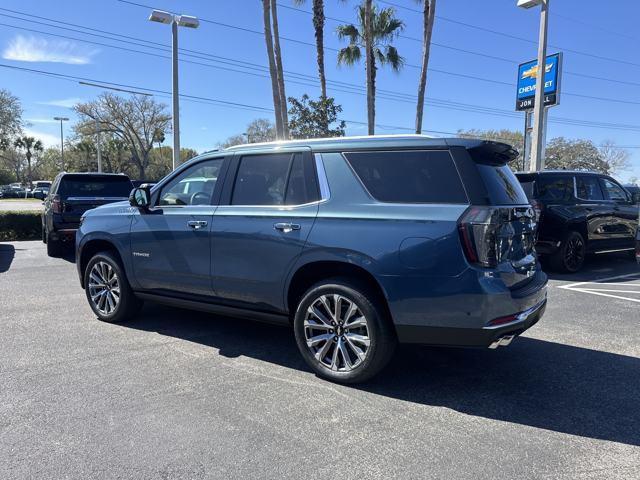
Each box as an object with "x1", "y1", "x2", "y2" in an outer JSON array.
[{"x1": 314, "y1": 153, "x2": 331, "y2": 201}]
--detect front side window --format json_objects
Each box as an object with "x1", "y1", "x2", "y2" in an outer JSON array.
[
  {"x1": 344, "y1": 150, "x2": 467, "y2": 203},
  {"x1": 576, "y1": 176, "x2": 604, "y2": 201},
  {"x1": 535, "y1": 176, "x2": 574, "y2": 202},
  {"x1": 600, "y1": 178, "x2": 629, "y2": 202},
  {"x1": 158, "y1": 158, "x2": 223, "y2": 206}
]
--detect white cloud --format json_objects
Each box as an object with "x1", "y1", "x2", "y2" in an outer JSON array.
[
  {"x1": 24, "y1": 128, "x2": 61, "y2": 148},
  {"x1": 2, "y1": 35, "x2": 98, "y2": 65},
  {"x1": 38, "y1": 97, "x2": 83, "y2": 108}
]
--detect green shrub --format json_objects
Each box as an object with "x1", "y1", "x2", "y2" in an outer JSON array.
[{"x1": 0, "y1": 211, "x2": 42, "y2": 241}]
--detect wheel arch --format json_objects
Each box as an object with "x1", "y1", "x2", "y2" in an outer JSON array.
[
  {"x1": 285, "y1": 260, "x2": 392, "y2": 324},
  {"x1": 78, "y1": 237, "x2": 126, "y2": 289}
]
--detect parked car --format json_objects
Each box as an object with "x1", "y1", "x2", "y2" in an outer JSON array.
[
  {"x1": 32, "y1": 186, "x2": 49, "y2": 200},
  {"x1": 624, "y1": 184, "x2": 640, "y2": 204},
  {"x1": 43, "y1": 173, "x2": 134, "y2": 256},
  {"x1": 76, "y1": 136, "x2": 547, "y2": 384},
  {"x1": 33, "y1": 180, "x2": 52, "y2": 189},
  {"x1": 636, "y1": 225, "x2": 640, "y2": 264},
  {"x1": 516, "y1": 171, "x2": 638, "y2": 272}
]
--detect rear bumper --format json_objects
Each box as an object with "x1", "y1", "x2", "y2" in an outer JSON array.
[
  {"x1": 384, "y1": 268, "x2": 548, "y2": 348},
  {"x1": 534, "y1": 239, "x2": 561, "y2": 255},
  {"x1": 395, "y1": 299, "x2": 546, "y2": 347}
]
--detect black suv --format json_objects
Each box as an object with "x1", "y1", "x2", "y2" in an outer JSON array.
[
  {"x1": 516, "y1": 171, "x2": 638, "y2": 272},
  {"x1": 43, "y1": 173, "x2": 133, "y2": 256}
]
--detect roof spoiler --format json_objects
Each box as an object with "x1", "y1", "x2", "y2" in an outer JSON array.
[{"x1": 466, "y1": 141, "x2": 519, "y2": 166}]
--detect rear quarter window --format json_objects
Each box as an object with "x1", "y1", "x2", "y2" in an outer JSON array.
[
  {"x1": 535, "y1": 176, "x2": 575, "y2": 202},
  {"x1": 343, "y1": 150, "x2": 468, "y2": 204}
]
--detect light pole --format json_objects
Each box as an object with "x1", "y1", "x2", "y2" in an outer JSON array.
[
  {"x1": 148, "y1": 9, "x2": 199, "y2": 171},
  {"x1": 95, "y1": 118, "x2": 102, "y2": 173},
  {"x1": 53, "y1": 116, "x2": 69, "y2": 171},
  {"x1": 518, "y1": 0, "x2": 549, "y2": 172}
]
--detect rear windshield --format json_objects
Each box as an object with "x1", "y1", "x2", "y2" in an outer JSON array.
[
  {"x1": 58, "y1": 176, "x2": 133, "y2": 197},
  {"x1": 343, "y1": 150, "x2": 468, "y2": 203},
  {"x1": 477, "y1": 165, "x2": 529, "y2": 205}
]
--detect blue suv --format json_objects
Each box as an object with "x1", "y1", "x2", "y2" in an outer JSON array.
[{"x1": 76, "y1": 136, "x2": 547, "y2": 383}]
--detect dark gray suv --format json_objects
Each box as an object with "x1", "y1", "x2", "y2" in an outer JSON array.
[{"x1": 76, "y1": 136, "x2": 547, "y2": 383}]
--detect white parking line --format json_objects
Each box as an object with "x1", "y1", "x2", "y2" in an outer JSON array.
[{"x1": 558, "y1": 272, "x2": 640, "y2": 303}]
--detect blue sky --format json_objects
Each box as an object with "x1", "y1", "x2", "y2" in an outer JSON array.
[{"x1": 1, "y1": 0, "x2": 639, "y2": 181}]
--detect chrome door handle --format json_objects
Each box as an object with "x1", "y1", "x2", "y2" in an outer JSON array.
[
  {"x1": 187, "y1": 220, "x2": 208, "y2": 230},
  {"x1": 274, "y1": 222, "x2": 301, "y2": 233}
]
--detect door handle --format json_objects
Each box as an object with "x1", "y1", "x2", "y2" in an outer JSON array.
[
  {"x1": 274, "y1": 222, "x2": 301, "y2": 233},
  {"x1": 187, "y1": 220, "x2": 208, "y2": 230}
]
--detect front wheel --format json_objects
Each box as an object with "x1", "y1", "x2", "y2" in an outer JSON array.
[
  {"x1": 293, "y1": 278, "x2": 396, "y2": 384},
  {"x1": 84, "y1": 251, "x2": 142, "y2": 323}
]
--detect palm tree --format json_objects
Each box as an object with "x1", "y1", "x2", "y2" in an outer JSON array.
[
  {"x1": 415, "y1": 0, "x2": 436, "y2": 134},
  {"x1": 294, "y1": 0, "x2": 328, "y2": 101},
  {"x1": 13, "y1": 136, "x2": 43, "y2": 188},
  {"x1": 270, "y1": 0, "x2": 289, "y2": 139},
  {"x1": 262, "y1": 0, "x2": 285, "y2": 139},
  {"x1": 337, "y1": 3, "x2": 404, "y2": 135}
]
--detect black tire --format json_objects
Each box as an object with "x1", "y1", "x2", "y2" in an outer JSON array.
[
  {"x1": 293, "y1": 277, "x2": 396, "y2": 384},
  {"x1": 83, "y1": 251, "x2": 142, "y2": 323},
  {"x1": 549, "y1": 231, "x2": 586, "y2": 273},
  {"x1": 46, "y1": 232, "x2": 62, "y2": 257},
  {"x1": 42, "y1": 224, "x2": 46, "y2": 244}
]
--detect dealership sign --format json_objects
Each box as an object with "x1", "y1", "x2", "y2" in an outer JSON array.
[{"x1": 516, "y1": 52, "x2": 562, "y2": 111}]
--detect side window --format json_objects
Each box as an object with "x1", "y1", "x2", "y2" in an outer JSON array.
[
  {"x1": 284, "y1": 154, "x2": 320, "y2": 205},
  {"x1": 576, "y1": 176, "x2": 604, "y2": 201},
  {"x1": 231, "y1": 152, "x2": 318, "y2": 206},
  {"x1": 535, "y1": 176, "x2": 573, "y2": 202},
  {"x1": 158, "y1": 158, "x2": 224, "y2": 206},
  {"x1": 600, "y1": 178, "x2": 629, "y2": 202},
  {"x1": 344, "y1": 150, "x2": 467, "y2": 203}
]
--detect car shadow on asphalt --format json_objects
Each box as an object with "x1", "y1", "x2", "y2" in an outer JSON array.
[
  {"x1": 543, "y1": 252, "x2": 639, "y2": 283},
  {"x1": 0, "y1": 243, "x2": 15, "y2": 272},
  {"x1": 124, "y1": 303, "x2": 640, "y2": 447}
]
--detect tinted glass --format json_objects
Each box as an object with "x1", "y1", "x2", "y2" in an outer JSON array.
[
  {"x1": 535, "y1": 176, "x2": 574, "y2": 202},
  {"x1": 477, "y1": 164, "x2": 529, "y2": 205},
  {"x1": 58, "y1": 176, "x2": 133, "y2": 197},
  {"x1": 600, "y1": 178, "x2": 629, "y2": 202},
  {"x1": 576, "y1": 176, "x2": 604, "y2": 200},
  {"x1": 284, "y1": 154, "x2": 319, "y2": 205},
  {"x1": 159, "y1": 158, "x2": 223, "y2": 206},
  {"x1": 344, "y1": 150, "x2": 467, "y2": 203},
  {"x1": 232, "y1": 154, "x2": 292, "y2": 206}
]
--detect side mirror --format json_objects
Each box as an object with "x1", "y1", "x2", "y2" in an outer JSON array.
[{"x1": 129, "y1": 186, "x2": 151, "y2": 209}]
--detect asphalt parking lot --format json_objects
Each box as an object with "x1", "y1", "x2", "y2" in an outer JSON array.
[{"x1": 1, "y1": 241, "x2": 639, "y2": 479}]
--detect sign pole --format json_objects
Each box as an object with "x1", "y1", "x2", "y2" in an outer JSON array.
[{"x1": 529, "y1": 0, "x2": 549, "y2": 172}]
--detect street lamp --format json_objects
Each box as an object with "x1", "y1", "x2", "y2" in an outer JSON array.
[
  {"x1": 148, "y1": 9, "x2": 199, "y2": 171},
  {"x1": 518, "y1": 0, "x2": 549, "y2": 172},
  {"x1": 53, "y1": 116, "x2": 69, "y2": 171}
]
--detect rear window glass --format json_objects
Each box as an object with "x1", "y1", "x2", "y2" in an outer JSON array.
[
  {"x1": 58, "y1": 176, "x2": 133, "y2": 197},
  {"x1": 343, "y1": 150, "x2": 467, "y2": 203},
  {"x1": 477, "y1": 165, "x2": 529, "y2": 205},
  {"x1": 535, "y1": 176, "x2": 574, "y2": 202}
]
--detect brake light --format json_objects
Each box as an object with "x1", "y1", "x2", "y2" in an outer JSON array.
[
  {"x1": 487, "y1": 313, "x2": 518, "y2": 327},
  {"x1": 458, "y1": 206, "x2": 526, "y2": 268},
  {"x1": 51, "y1": 194, "x2": 62, "y2": 214}
]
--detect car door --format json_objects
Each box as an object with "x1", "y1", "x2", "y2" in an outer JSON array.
[
  {"x1": 129, "y1": 156, "x2": 228, "y2": 296},
  {"x1": 574, "y1": 174, "x2": 612, "y2": 250},
  {"x1": 211, "y1": 149, "x2": 320, "y2": 312},
  {"x1": 599, "y1": 176, "x2": 638, "y2": 250}
]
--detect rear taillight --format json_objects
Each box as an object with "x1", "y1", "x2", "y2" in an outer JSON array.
[
  {"x1": 51, "y1": 194, "x2": 62, "y2": 214},
  {"x1": 458, "y1": 206, "x2": 532, "y2": 268}
]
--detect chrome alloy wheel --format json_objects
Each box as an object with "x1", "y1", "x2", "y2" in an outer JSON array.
[
  {"x1": 304, "y1": 294, "x2": 371, "y2": 372},
  {"x1": 88, "y1": 261, "x2": 121, "y2": 316}
]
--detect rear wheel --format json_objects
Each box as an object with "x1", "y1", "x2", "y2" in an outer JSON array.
[
  {"x1": 550, "y1": 231, "x2": 586, "y2": 273},
  {"x1": 293, "y1": 278, "x2": 396, "y2": 384},
  {"x1": 84, "y1": 251, "x2": 142, "y2": 323}
]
